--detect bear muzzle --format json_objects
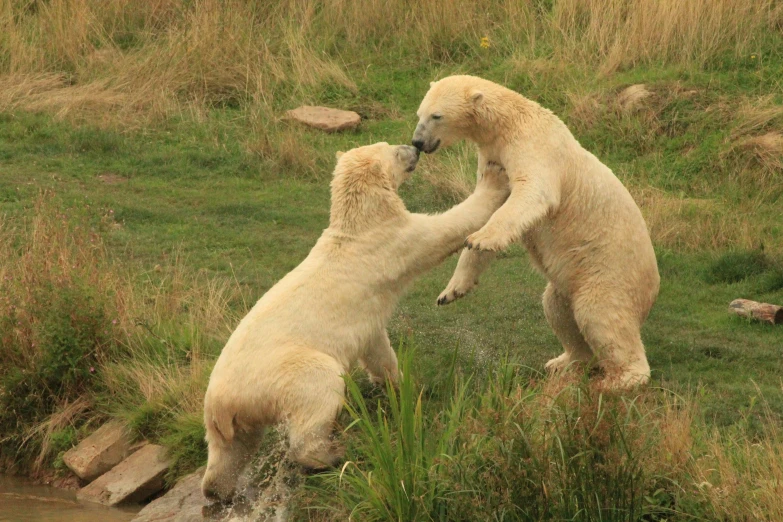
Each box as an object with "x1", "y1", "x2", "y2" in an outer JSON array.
[{"x1": 412, "y1": 137, "x2": 440, "y2": 154}]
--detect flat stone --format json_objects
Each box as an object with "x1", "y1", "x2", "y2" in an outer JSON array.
[
  {"x1": 63, "y1": 422, "x2": 133, "y2": 482},
  {"x1": 77, "y1": 444, "x2": 171, "y2": 506},
  {"x1": 131, "y1": 468, "x2": 207, "y2": 522},
  {"x1": 286, "y1": 106, "x2": 361, "y2": 132}
]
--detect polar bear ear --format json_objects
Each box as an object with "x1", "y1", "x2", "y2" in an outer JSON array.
[
  {"x1": 430, "y1": 81, "x2": 435, "y2": 87},
  {"x1": 470, "y1": 90, "x2": 484, "y2": 104},
  {"x1": 335, "y1": 151, "x2": 345, "y2": 160}
]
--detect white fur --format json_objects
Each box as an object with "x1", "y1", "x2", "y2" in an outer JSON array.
[
  {"x1": 414, "y1": 75, "x2": 660, "y2": 390},
  {"x1": 200, "y1": 142, "x2": 509, "y2": 501}
]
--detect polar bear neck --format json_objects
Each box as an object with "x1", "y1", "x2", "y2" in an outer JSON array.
[
  {"x1": 466, "y1": 87, "x2": 552, "y2": 147},
  {"x1": 328, "y1": 178, "x2": 407, "y2": 235}
]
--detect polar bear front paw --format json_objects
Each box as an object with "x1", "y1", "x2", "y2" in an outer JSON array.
[
  {"x1": 465, "y1": 225, "x2": 512, "y2": 252},
  {"x1": 437, "y1": 278, "x2": 477, "y2": 306}
]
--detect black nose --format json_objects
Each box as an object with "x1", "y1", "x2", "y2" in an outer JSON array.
[{"x1": 412, "y1": 139, "x2": 424, "y2": 151}]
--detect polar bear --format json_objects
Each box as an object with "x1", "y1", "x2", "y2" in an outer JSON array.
[
  {"x1": 200, "y1": 142, "x2": 509, "y2": 501},
  {"x1": 412, "y1": 75, "x2": 659, "y2": 389}
]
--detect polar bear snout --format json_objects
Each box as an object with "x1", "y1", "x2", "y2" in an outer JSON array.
[
  {"x1": 398, "y1": 144, "x2": 420, "y2": 172},
  {"x1": 411, "y1": 132, "x2": 440, "y2": 154}
]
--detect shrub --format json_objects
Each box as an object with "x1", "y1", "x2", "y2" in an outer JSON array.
[
  {"x1": 0, "y1": 194, "x2": 241, "y2": 474},
  {"x1": 0, "y1": 195, "x2": 121, "y2": 468}
]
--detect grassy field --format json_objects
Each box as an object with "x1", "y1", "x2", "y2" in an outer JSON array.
[{"x1": 1, "y1": 0, "x2": 783, "y2": 519}]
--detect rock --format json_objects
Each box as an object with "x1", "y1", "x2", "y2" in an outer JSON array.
[
  {"x1": 77, "y1": 444, "x2": 171, "y2": 506},
  {"x1": 63, "y1": 422, "x2": 133, "y2": 482},
  {"x1": 286, "y1": 106, "x2": 361, "y2": 132},
  {"x1": 131, "y1": 468, "x2": 207, "y2": 522}
]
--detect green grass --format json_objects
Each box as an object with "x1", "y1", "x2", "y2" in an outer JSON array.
[
  {"x1": 0, "y1": 104, "x2": 779, "y2": 433},
  {"x1": 304, "y1": 350, "x2": 783, "y2": 521}
]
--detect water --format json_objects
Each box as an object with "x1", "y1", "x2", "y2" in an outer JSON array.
[{"x1": 0, "y1": 475, "x2": 139, "y2": 522}]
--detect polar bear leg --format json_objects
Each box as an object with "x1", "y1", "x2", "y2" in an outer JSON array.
[
  {"x1": 202, "y1": 427, "x2": 264, "y2": 501},
  {"x1": 360, "y1": 330, "x2": 400, "y2": 386},
  {"x1": 572, "y1": 294, "x2": 651, "y2": 389},
  {"x1": 437, "y1": 249, "x2": 496, "y2": 305},
  {"x1": 287, "y1": 359, "x2": 346, "y2": 470},
  {"x1": 542, "y1": 283, "x2": 594, "y2": 373}
]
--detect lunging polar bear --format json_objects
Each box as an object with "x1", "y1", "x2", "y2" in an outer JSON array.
[
  {"x1": 201, "y1": 142, "x2": 509, "y2": 501},
  {"x1": 412, "y1": 75, "x2": 659, "y2": 389}
]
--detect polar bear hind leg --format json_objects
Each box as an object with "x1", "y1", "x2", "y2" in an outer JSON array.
[
  {"x1": 543, "y1": 283, "x2": 594, "y2": 373},
  {"x1": 572, "y1": 290, "x2": 651, "y2": 389},
  {"x1": 283, "y1": 352, "x2": 346, "y2": 470},
  {"x1": 202, "y1": 425, "x2": 265, "y2": 502}
]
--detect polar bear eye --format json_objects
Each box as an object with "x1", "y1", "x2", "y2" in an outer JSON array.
[{"x1": 431, "y1": 114, "x2": 442, "y2": 121}]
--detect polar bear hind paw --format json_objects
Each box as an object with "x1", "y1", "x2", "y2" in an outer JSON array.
[{"x1": 545, "y1": 353, "x2": 572, "y2": 373}]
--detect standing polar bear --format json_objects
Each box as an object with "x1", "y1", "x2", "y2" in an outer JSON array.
[
  {"x1": 412, "y1": 75, "x2": 659, "y2": 389},
  {"x1": 201, "y1": 142, "x2": 510, "y2": 501}
]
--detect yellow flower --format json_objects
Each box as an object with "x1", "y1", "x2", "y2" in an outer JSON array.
[
  {"x1": 750, "y1": 54, "x2": 757, "y2": 60},
  {"x1": 480, "y1": 36, "x2": 491, "y2": 49}
]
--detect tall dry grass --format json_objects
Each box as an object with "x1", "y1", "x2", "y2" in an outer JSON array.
[
  {"x1": 552, "y1": 0, "x2": 780, "y2": 74},
  {"x1": 1, "y1": 0, "x2": 778, "y2": 126},
  {"x1": 631, "y1": 187, "x2": 776, "y2": 253},
  {"x1": 0, "y1": 193, "x2": 245, "y2": 472}
]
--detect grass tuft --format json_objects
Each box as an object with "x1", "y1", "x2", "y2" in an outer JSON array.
[
  {"x1": 704, "y1": 250, "x2": 771, "y2": 285},
  {"x1": 307, "y1": 354, "x2": 783, "y2": 521}
]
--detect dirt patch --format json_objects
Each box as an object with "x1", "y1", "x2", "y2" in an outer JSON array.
[{"x1": 97, "y1": 173, "x2": 128, "y2": 185}]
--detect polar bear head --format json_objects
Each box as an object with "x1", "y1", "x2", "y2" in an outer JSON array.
[
  {"x1": 329, "y1": 142, "x2": 419, "y2": 232},
  {"x1": 412, "y1": 75, "x2": 506, "y2": 153}
]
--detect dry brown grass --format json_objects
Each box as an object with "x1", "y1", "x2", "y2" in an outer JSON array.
[
  {"x1": 553, "y1": 0, "x2": 777, "y2": 74},
  {"x1": 0, "y1": 194, "x2": 239, "y2": 363},
  {"x1": 689, "y1": 392, "x2": 783, "y2": 520},
  {"x1": 693, "y1": 435, "x2": 783, "y2": 520},
  {"x1": 719, "y1": 97, "x2": 783, "y2": 198},
  {"x1": 0, "y1": 193, "x2": 244, "y2": 469},
  {"x1": 632, "y1": 186, "x2": 777, "y2": 253},
  {"x1": 0, "y1": 0, "x2": 356, "y2": 126},
  {"x1": 1, "y1": 0, "x2": 777, "y2": 126},
  {"x1": 616, "y1": 84, "x2": 652, "y2": 112},
  {"x1": 101, "y1": 250, "x2": 245, "y2": 430},
  {"x1": 731, "y1": 96, "x2": 783, "y2": 140},
  {"x1": 415, "y1": 142, "x2": 477, "y2": 201},
  {"x1": 23, "y1": 396, "x2": 91, "y2": 471},
  {"x1": 0, "y1": 194, "x2": 120, "y2": 369},
  {"x1": 728, "y1": 132, "x2": 783, "y2": 189},
  {"x1": 100, "y1": 356, "x2": 212, "y2": 425}
]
